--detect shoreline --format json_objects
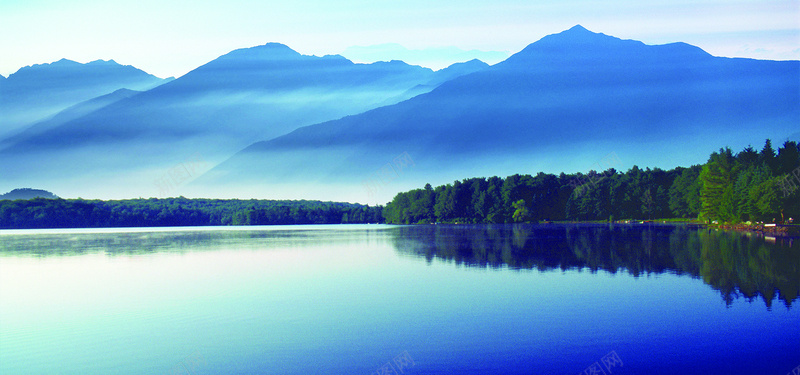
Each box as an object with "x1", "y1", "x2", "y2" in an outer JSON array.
[
  {"x1": 2, "y1": 220, "x2": 798, "y2": 238},
  {"x1": 710, "y1": 223, "x2": 800, "y2": 238}
]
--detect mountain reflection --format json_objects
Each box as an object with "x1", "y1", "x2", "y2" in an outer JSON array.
[{"x1": 389, "y1": 224, "x2": 800, "y2": 309}]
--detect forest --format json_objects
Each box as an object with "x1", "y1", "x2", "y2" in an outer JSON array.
[
  {"x1": 383, "y1": 139, "x2": 800, "y2": 224},
  {"x1": 2, "y1": 139, "x2": 798, "y2": 229},
  {"x1": 0, "y1": 198, "x2": 383, "y2": 229}
]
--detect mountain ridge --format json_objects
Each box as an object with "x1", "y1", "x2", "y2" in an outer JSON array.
[
  {"x1": 0, "y1": 58, "x2": 170, "y2": 137},
  {"x1": 0, "y1": 43, "x2": 488, "y2": 199},
  {"x1": 2, "y1": 26, "x2": 796, "y2": 201},
  {"x1": 191, "y1": 26, "x2": 799, "y2": 203}
]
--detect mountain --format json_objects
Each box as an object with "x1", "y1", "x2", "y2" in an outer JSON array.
[
  {"x1": 429, "y1": 59, "x2": 490, "y2": 86},
  {"x1": 0, "y1": 45, "x2": 484, "y2": 199},
  {"x1": 0, "y1": 59, "x2": 169, "y2": 137},
  {"x1": 398, "y1": 59, "x2": 489, "y2": 100},
  {"x1": 192, "y1": 25, "x2": 800, "y2": 204},
  {"x1": 0, "y1": 188, "x2": 59, "y2": 200},
  {"x1": 342, "y1": 43, "x2": 509, "y2": 69},
  {"x1": 0, "y1": 88, "x2": 141, "y2": 150}
]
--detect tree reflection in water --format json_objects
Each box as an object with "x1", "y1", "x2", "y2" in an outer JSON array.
[{"x1": 390, "y1": 224, "x2": 799, "y2": 309}]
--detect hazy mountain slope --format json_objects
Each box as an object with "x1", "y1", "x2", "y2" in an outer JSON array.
[
  {"x1": 0, "y1": 59, "x2": 168, "y2": 137},
  {"x1": 396, "y1": 59, "x2": 490, "y2": 101},
  {"x1": 194, "y1": 25, "x2": 800, "y2": 204},
  {"x1": 2, "y1": 45, "x2": 440, "y2": 156},
  {"x1": 0, "y1": 44, "x2": 485, "y2": 199},
  {"x1": 0, "y1": 88, "x2": 141, "y2": 150},
  {"x1": 429, "y1": 59, "x2": 490, "y2": 86}
]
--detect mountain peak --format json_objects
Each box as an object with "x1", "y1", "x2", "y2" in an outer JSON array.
[
  {"x1": 257, "y1": 43, "x2": 304, "y2": 58},
  {"x1": 439, "y1": 59, "x2": 489, "y2": 72},
  {"x1": 542, "y1": 25, "x2": 622, "y2": 45},
  {"x1": 372, "y1": 59, "x2": 413, "y2": 66},
  {"x1": 321, "y1": 54, "x2": 349, "y2": 61},
  {"x1": 566, "y1": 24, "x2": 590, "y2": 33},
  {"x1": 261, "y1": 42, "x2": 295, "y2": 51},
  {"x1": 215, "y1": 43, "x2": 305, "y2": 63},
  {"x1": 9, "y1": 58, "x2": 150, "y2": 80},
  {"x1": 500, "y1": 25, "x2": 651, "y2": 66},
  {"x1": 54, "y1": 58, "x2": 78, "y2": 65},
  {"x1": 88, "y1": 59, "x2": 119, "y2": 66},
  {"x1": 463, "y1": 58, "x2": 489, "y2": 65}
]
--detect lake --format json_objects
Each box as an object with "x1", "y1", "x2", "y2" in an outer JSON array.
[{"x1": 1, "y1": 224, "x2": 798, "y2": 374}]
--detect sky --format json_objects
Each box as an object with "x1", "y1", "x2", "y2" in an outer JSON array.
[{"x1": 1, "y1": 0, "x2": 798, "y2": 79}]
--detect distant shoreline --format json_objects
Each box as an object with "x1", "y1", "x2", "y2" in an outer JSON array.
[
  {"x1": 0, "y1": 197, "x2": 384, "y2": 230},
  {"x1": 1, "y1": 219, "x2": 798, "y2": 239}
]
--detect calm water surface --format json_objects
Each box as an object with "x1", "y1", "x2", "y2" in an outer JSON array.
[{"x1": 1, "y1": 224, "x2": 798, "y2": 374}]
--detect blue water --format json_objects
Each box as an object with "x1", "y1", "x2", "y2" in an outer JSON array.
[{"x1": 0, "y1": 224, "x2": 798, "y2": 374}]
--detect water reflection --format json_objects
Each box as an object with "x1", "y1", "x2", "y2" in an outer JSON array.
[
  {"x1": 0, "y1": 225, "x2": 385, "y2": 256},
  {"x1": 390, "y1": 224, "x2": 800, "y2": 309},
  {"x1": 2, "y1": 224, "x2": 797, "y2": 309}
]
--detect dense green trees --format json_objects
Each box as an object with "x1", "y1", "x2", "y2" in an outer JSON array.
[
  {"x1": 699, "y1": 148, "x2": 735, "y2": 222},
  {"x1": 2, "y1": 139, "x2": 797, "y2": 229},
  {"x1": 697, "y1": 140, "x2": 800, "y2": 223},
  {"x1": 383, "y1": 172, "x2": 575, "y2": 224},
  {"x1": 668, "y1": 166, "x2": 702, "y2": 218},
  {"x1": 385, "y1": 139, "x2": 800, "y2": 224},
  {"x1": 0, "y1": 198, "x2": 383, "y2": 229}
]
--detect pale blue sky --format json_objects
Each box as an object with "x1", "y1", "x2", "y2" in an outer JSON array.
[{"x1": 1, "y1": 0, "x2": 798, "y2": 78}]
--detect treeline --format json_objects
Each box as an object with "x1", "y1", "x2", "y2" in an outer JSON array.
[
  {"x1": 0, "y1": 198, "x2": 383, "y2": 229},
  {"x1": 384, "y1": 139, "x2": 800, "y2": 224}
]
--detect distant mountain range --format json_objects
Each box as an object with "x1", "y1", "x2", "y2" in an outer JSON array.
[
  {"x1": 1, "y1": 25, "x2": 797, "y2": 203},
  {"x1": 0, "y1": 44, "x2": 487, "y2": 199},
  {"x1": 192, "y1": 25, "x2": 799, "y2": 203},
  {"x1": 0, "y1": 59, "x2": 170, "y2": 138},
  {"x1": 342, "y1": 43, "x2": 508, "y2": 70}
]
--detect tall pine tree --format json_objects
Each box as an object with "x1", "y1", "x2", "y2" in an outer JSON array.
[{"x1": 699, "y1": 148, "x2": 735, "y2": 222}]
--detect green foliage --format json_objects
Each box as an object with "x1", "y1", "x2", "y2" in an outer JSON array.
[
  {"x1": 640, "y1": 188, "x2": 654, "y2": 219},
  {"x1": 384, "y1": 139, "x2": 799, "y2": 225},
  {"x1": 699, "y1": 148, "x2": 734, "y2": 222},
  {"x1": 0, "y1": 198, "x2": 383, "y2": 229},
  {"x1": 748, "y1": 177, "x2": 781, "y2": 221},
  {"x1": 776, "y1": 140, "x2": 800, "y2": 175},
  {"x1": 759, "y1": 139, "x2": 778, "y2": 173},
  {"x1": 668, "y1": 166, "x2": 701, "y2": 217},
  {"x1": 511, "y1": 199, "x2": 529, "y2": 222}
]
